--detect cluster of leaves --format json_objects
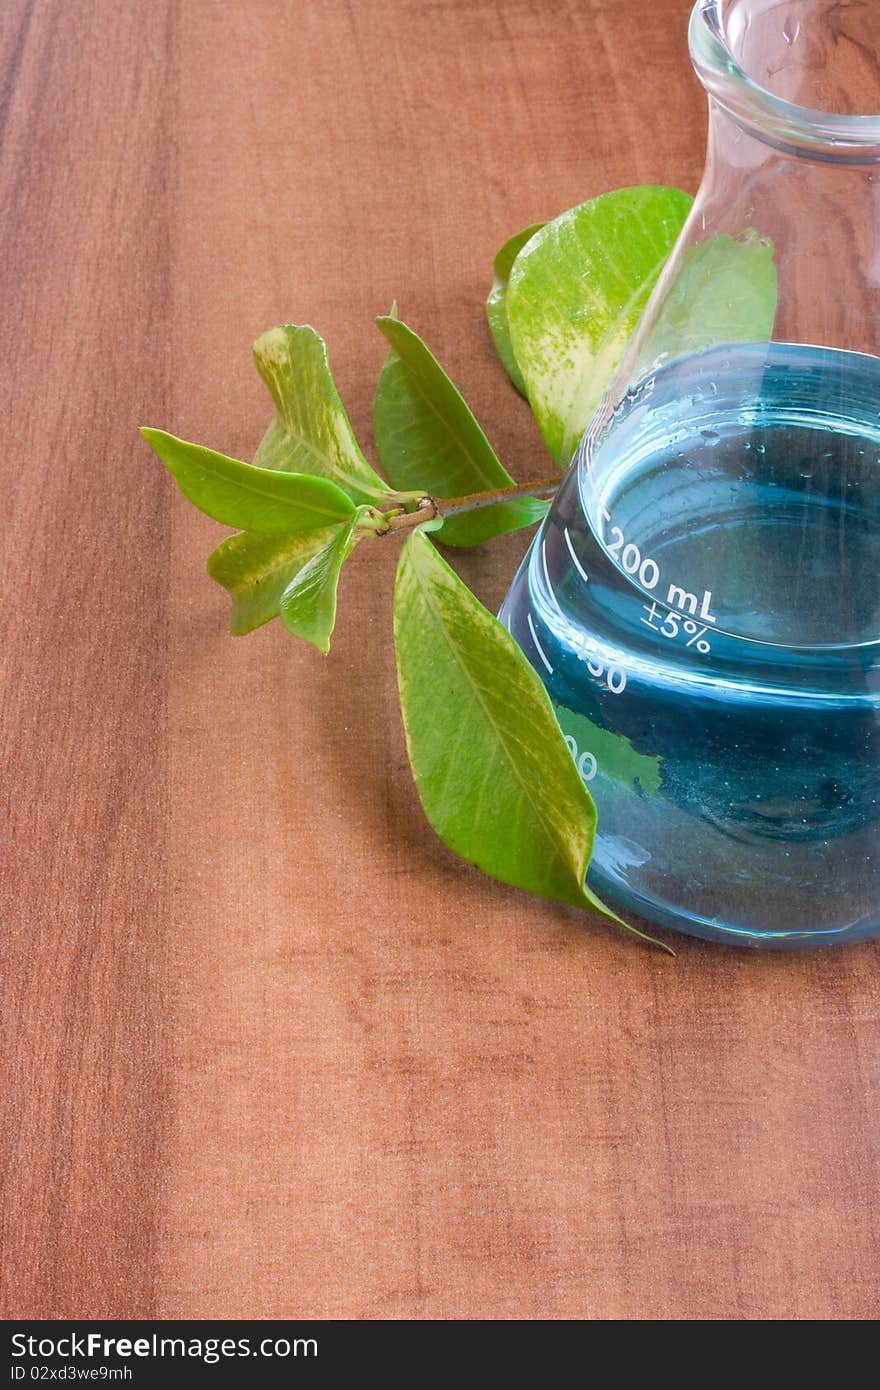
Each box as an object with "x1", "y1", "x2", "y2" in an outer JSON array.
[{"x1": 142, "y1": 185, "x2": 776, "y2": 953}]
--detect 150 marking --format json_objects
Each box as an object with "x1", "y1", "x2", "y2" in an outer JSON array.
[
  {"x1": 573, "y1": 636, "x2": 627, "y2": 694},
  {"x1": 535, "y1": 537, "x2": 629, "y2": 694}
]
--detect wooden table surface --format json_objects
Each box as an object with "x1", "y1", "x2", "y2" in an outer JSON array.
[{"x1": 2, "y1": 0, "x2": 878, "y2": 1322}]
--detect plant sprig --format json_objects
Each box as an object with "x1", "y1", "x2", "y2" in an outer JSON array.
[{"x1": 142, "y1": 184, "x2": 760, "y2": 955}]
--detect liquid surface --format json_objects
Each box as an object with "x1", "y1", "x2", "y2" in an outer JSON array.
[{"x1": 501, "y1": 343, "x2": 880, "y2": 946}]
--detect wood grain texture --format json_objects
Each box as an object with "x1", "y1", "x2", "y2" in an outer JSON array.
[{"x1": 1, "y1": 0, "x2": 878, "y2": 1321}]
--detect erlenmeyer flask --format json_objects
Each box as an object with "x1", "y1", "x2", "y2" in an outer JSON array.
[{"x1": 501, "y1": 0, "x2": 880, "y2": 946}]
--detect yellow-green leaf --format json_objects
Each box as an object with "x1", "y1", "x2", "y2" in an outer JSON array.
[
  {"x1": 279, "y1": 513, "x2": 365, "y2": 653},
  {"x1": 374, "y1": 314, "x2": 548, "y2": 546},
  {"x1": 506, "y1": 186, "x2": 693, "y2": 462},
  {"x1": 486, "y1": 222, "x2": 544, "y2": 394},
  {"x1": 393, "y1": 530, "x2": 669, "y2": 951},
  {"x1": 252, "y1": 324, "x2": 388, "y2": 504},
  {"x1": 142, "y1": 428, "x2": 355, "y2": 532},
  {"x1": 207, "y1": 527, "x2": 340, "y2": 635}
]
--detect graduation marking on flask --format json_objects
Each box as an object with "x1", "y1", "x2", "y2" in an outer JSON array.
[
  {"x1": 526, "y1": 612, "x2": 554, "y2": 675},
  {"x1": 562, "y1": 526, "x2": 589, "y2": 584}
]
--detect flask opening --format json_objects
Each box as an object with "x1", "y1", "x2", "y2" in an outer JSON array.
[{"x1": 690, "y1": 0, "x2": 880, "y2": 160}]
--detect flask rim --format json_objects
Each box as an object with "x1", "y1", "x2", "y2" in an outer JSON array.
[{"x1": 689, "y1": 0, "x2": 880, "y2": 160}]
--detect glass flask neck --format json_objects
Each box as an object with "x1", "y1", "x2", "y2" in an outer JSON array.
[
  {"x1": 599, "y1": 0, "x2": 880, "y2": 391},
  {"x1": 690, "y1": 0, "x2": 880, "y2": 162}
]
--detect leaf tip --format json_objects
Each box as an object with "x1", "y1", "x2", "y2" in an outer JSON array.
[
  {"x1": 280, "y1": 610, "x2": 332, "y2": 655},
  {"x1": 140, "y1": 426, "x2": 173, "y2": 460},
  {"x1": 252, "y1": 323, "x2": 290, "y2": 365}
]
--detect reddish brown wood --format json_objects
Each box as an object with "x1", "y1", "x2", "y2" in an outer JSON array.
[{"x1": 1, "y1": 0, "x2": 878, "y2": 1321}]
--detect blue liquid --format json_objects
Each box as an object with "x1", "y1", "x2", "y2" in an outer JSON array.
[{"x1": 501, "y1": 343, "x2": 880, "y2": 946}]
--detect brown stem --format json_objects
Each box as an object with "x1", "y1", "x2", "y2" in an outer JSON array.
[
  {"x1": 437, "y1": 476, "x2": 561, "y2": 517},
  {"x1": 380, "y1": 476, "x2": 560, "y2": 534},
  {"x1": 382, "y1": 499, "x2": 438, "y2": 532}
]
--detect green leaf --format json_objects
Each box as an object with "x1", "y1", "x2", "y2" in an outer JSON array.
[
  {"x1": 634, "y1": 229, "x2": 777, "y2": 367},
  {"x1": 486, "y1": 222, "x2": 544, "y2": 394},
  {"x1": 393, "y1": 530, "x2": 670, "y2": 951},
  {"x1": 506, "y1": 185, "x2": 693, "y2": 463},
  {"x1": 373, "y1": 314, "x2": 548, "y2": 547},
  {"x1": 207, "y1": 526, "x2": 340, "y2": 635},
  {"x1": 279, "y1": 511, "x2": 366, "y2": 653},
  {"x1": 252, "y1": 324, "x2": 388, "y2": 504},
  {"x1": 141, "y1": 427, "x2": 356, "y2": 532}
]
